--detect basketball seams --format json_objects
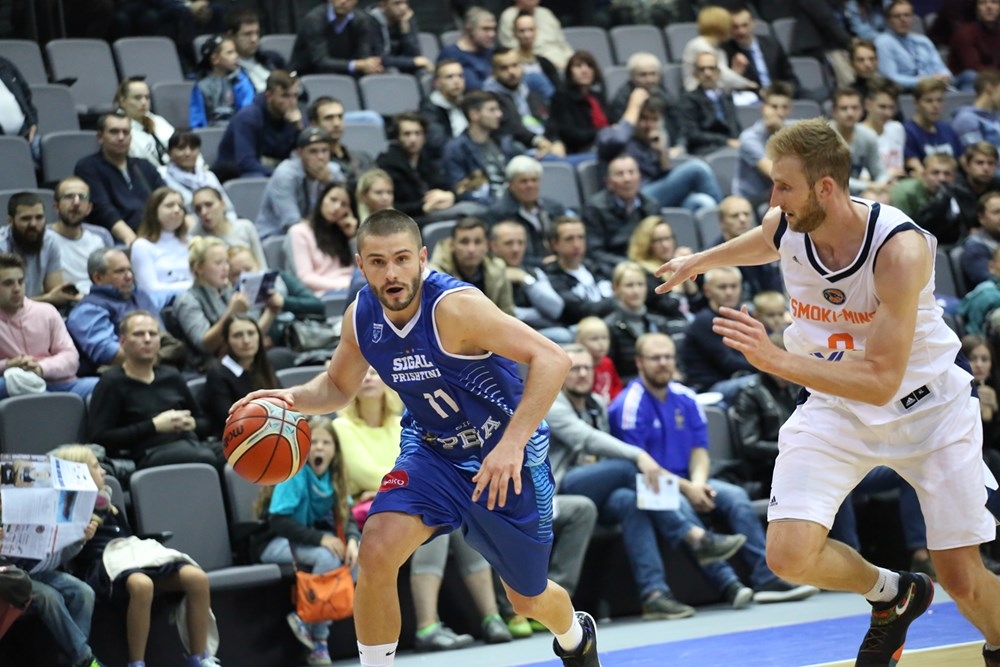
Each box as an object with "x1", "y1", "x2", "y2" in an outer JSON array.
[{"x1": 224, "y1": 398, "x2": 311, "y2": 485}]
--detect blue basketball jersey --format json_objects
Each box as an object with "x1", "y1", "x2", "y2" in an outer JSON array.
[{"x1": 352, "y1": 270, "x2": 548, "y2": 473}]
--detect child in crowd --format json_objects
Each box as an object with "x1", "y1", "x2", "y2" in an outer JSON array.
[
  {"x1": 51, "y1": 445, "x2": 219, "y2": 667},
  {"x1": 576, "y1": 316, "x2": 621, "y2": 402},
  {"x1": 190, "y1": 34, "x2": 254, "y2": 128},
  {"x1": 255, "y1": 418, "x2": 359, "y2": 666}
]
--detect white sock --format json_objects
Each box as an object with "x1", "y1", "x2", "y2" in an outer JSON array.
[
  {"x1": 863, "y1": 568, "x2": 900, "y2": 603},
  {"x1": 554, "y1": 612, "x2": 584, "y2": 652},
  {"x1": 358, "y1": 640, "x2": 398, "y2": 667}
]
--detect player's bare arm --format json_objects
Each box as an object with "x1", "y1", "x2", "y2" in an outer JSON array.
[
  {"x1": 436, "y1": 289, "x2": 571, "y2": 510},
  {"x1": 231, "y1": 303, "x2": 370, "y2": 415},
  {"x1": 654, "y1": 208, "x2": 782, "y2": 294},
  {"x1": 713, "y1": 230, "x2": 929, "y2": 405}
]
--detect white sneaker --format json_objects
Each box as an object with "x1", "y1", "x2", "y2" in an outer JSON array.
[{"x1": 286, "y1": 611, "x2": 315, "y2": 649}]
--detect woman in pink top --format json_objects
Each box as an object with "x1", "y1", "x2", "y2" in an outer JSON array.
[{"x1": 286, "y1": 183, "x2": 358, "y2": 296}]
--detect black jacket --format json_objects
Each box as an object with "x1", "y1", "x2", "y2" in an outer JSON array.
[
  {"x1": 721, "y1": 34, "x2": 799, "y2": 94},
  {"x1": 604, "y1": 305, "x2": 684, "y2": 378},
  {"x1": 731, "y1": 373, "x2": 800, "y2": 489},
  {"x1": 547, "y1": 84, "x2": 609, "y2": 154},
  {"x1": 487, "y1": 191, "x2": 569, "y2": 262},
  {"x1": 0, "y1": 56, "x2": 37, "y2": 138},
  {"x1": 791, "y1": 0, "x2": 854, "y2": 58},
  {"x1": 375, "y1": 142, "x2": 448, "y2": 219},
  {"x1": 678, "y1": 87, "x2": 742, "y2": 156},
  {"x1": 290, "y1": 6, "x2": 375, "y2": 75},
  {"x1": 542, "y1": 259, "x2": 617, "y2": 325},
  {"x1": 582, "y1": 188, "x2": 661, "y2": 273}
]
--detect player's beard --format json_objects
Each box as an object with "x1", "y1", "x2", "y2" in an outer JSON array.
[
  {"x1": 786, "y1": 190, "x2": 825, "y2": 234},
  {"x1": 376, "y1": 274, "x2": 421, "y2": 312}
]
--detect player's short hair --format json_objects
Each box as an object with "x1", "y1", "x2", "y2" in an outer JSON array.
[
  {"x1": 832, "y1": 87, "x2": 862, "y2": 106},
  {"x1": 356, "y1": 209, "x2": 422, "y2": 252},
  {"x1": 753, "y1": 290, "x2": 787, "y2": 312},
  {"x1": 307, "y1": 96, "x2": 342, "y2": 124},
  {"x1": 435, "y1": 58, "x2": 462, "y2": 78},
  {"x1": 265, "y1": 70, "x2": 297, "y2": 92},
  {"x1": 460, "y1": 90, "x2": 498, "y2": 120},
  {"x1": 766, "y1": 117, "x2": 851, "y2": 190},
  {"x1": 703, "y1": 265, "x2": 743, "y2": 286}
]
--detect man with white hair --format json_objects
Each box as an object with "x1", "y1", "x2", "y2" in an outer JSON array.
[
  {"x1": 608, "y1": 52, "x2": 682, "y2": 145},
  {"x1": 490, "y1": 155, "x2": 571, "y2": 262}
]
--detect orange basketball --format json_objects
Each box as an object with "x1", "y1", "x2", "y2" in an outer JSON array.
[{"x1": 223, "y1": 398, "x2": 311, "y2": 485}]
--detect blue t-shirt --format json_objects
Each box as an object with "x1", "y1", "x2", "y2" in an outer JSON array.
[
  {"x1": 903, "y1": 119, "x2": 963, "y2": 162},
  {"x1": 353, "y1": 270, "x2": 546, "y2": 473},
  {"x1": 269, "y1": 464, "x2": 336, "y2": 528},
  {"x1": 607, "y1": 379, "x2": 707, "y2": 479}
]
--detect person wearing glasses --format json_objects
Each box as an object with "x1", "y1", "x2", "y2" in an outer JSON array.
[
  {"x1": 48, "y1": 178, "x2": 113, "y2": 295},
  {"x1": 678, "y1": 52, "x2": 743, "y2": 157},
  {"x1": 874, "y1": 0, "x2": 954, "y2": 92}
]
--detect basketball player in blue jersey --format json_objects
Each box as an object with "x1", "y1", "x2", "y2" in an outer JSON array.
[
  {"x1": 655, "y1": 118, "x2": 1000, "y2": 667},
  {"x1": 235, "y1": 209, "x2": 601, "y2": 667}
]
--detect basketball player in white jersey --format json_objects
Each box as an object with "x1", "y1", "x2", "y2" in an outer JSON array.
[{"x1": 655, "y1": 117, "x2": 1000, "y2": 667}]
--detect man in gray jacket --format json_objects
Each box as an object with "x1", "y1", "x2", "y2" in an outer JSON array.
[{"x1": 546, "y1": 344, "x2": 750, "y2": 620}]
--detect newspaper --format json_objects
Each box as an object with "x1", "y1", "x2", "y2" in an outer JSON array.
[
  {"x1": 636, "y1": 472, "x2": 681, "y2": 511},
  {"x1": 237, "y1": 269, "x2": 280, "y2": 306},
  {"x1": 0, "y1": 454, "x2": 98, "y2": 560}
]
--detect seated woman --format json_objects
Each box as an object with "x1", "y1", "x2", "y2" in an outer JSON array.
[
  {"x1": 130, "y1": 187, "x2": 194, "y2": 309},
  {"x1": 191, "y1": 186, "x2": 267, "y2": 269},
  {"x1": 355, "y1": 168, "x2": 395, "y2": 222},
  {"x1": 627, "y1": 214, "x2": 703, "y2": 318},
  {"x1": 255, "y1": 417, "x2": 360, "y2": 667},
  {"x1": 202, "y1": 314, "x2": 280, "y2": 438},
  {"x1": 173, "y1": 237, "x2": 282, "y2": 368},
  {"x1": 54, "y1": 445, "x2": 219, "y2": 667},
  {"x1": 287, "y1": 183, "x2": 357, "y2": 297},
  {"x1": 333, "y1": 368, "x2": 512, "y2": 652},
  {"x1": 114, "y1": 77, "x2": 175, "y2": 168},
  {"x1": 547, "y1": 50, "x2": 609, "y2": 157},
  {"x1": 161, "y1": 130, "x2": 238, "y2": 219},
  {"x1": 681, "y1": 6, "x2": 756, "y2": 93}
]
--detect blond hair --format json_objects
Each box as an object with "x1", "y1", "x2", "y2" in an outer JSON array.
[
  {"x1": 611, "y1": 260, "x2": 646, "y2": 287},
  {"x1": 766, "y1": 118, "x2": 851, "y2": 190},
  {"x1": 627, "y1": 215, "x2": 671, "y2": 275},
  {"x1": 575, "y1": 316, "x2": 609, "y2": 338},
  {"x1": 697, "y1": 6, "x2": 733, "y2": 40},
  {"x1": 187, "y1": 235, "x2": 228, "y2": 273},
  {"x1": 50, "y1": 445, "x2": 119, "y2": 516}
]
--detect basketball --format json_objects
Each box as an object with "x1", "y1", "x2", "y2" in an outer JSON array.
[{"x1": 223, "y1": 398, "x2": 311, "y2": 485}]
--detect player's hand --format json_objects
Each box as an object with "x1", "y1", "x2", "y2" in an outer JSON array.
[
  {"x1": 712, "y1": 305, "x2": 780, "y2": 372},
  {"x1": 344, "y1": 538, "x2": 359, "y2": 567},
  {"x1": 636, "y1": 452, "x2": 665, "y2": 492},
  {"x1": 655, "y1": 252, "x2": 705, "y2": 294},
  {"x1": 686, "y1": 482, "x2": 716, "y2": 512},
  {"x1": 320, "y1": 533, "x2": 346, "y2": 559},
  {"x1": 228, "y1": 389, "x2": 295, "y2": 415},
  {"x1": 471, "y1": 441, "x2": 523, "y2": 510}
]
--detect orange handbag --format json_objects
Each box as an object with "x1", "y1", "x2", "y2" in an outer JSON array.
[{"x1": 294, "y1": 563, "x2": 355, "y2": 623}]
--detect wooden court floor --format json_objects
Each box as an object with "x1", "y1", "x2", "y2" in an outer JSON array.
[{"x1": 814, "y1": 641, "x2": 984, "y2": 666}]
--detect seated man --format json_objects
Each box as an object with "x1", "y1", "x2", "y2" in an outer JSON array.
[
  {"x1": 306, "y1": 95, "x2": 374, "y2": 192},
  {"x1": 87, "y1": 310, "x2": 220, "y2": 470},
  {"x1": 73, "y1": 112, "x2": 166, "y2": 245},
  {"x1": 428, "y1": 216, "x2": 515, "y2": 316},
  {"x1": 47, "y1": 178, "x2": 112, "y2": 295},
  {"x1": 903, "y1": 77, "x2": 963, "y2": 178},
  {"x1": 437, "y1": 6, "x2": 497, "y2": 91},
  {"x1": 489, "y1": 155, "x2": 570, "y2": 262},
  {"x1": 709, "y1": 196, "x2": 783, "y2": 299},
  {"x1": 482, "y1": 48, "x2": 563, "y2": 159},
  {"x1": 829, "y1": 88, "x2": 888, "y2": 196},
  {"x1": 421, "y1": 59, "x2": 468, "y2": 160},
  {"x1": 889, "y1": 153, "x2": 960, "y2": 243},
  {"x1": 961, "y1": 191, "x2": 1000, "y2": 289},
  {"x1": 226, "y1": 8, "x2": 286, "y2": 93},
  {"x1": 214, "y1": 70, "x2": 302, "y2": 178},
  {"x1": 678, "y1": 52, "x2": 742, "y2": 157},
  {"x1": 954, "y1": 142, "x2": 1000, "y2": 237},
  {"x1": 543, "y1": 216, "x2": 617, "y2": 326},
  {"x1": 289, "y1": 0, "x2": 381, "y2": 76},
  {"x1": 610, "y1": 333, "x2": 820, "y2": 605},
  {"x1": 0, "y1": 253, "x2": 98, "y2": 399},
  {"x1": 498, "y1": 0, "x2": 574, "y2": 72},
  {"x1": 549, "y1": 344, "x2": 750, "y2": 619},
  {"x1": 366, "y1": 0, "x2": 432, "y2": 75},
  {"x1": 596, "y1": 89, "x2": 722, "y2": 212},
  {"x1": 607, "y1": 52, "x2": 681, "y2": 131},
  {"x1": 953, "y1": 70, "x2": 1000, "y2": 174},
  {"x1": 733, "y1": 82, "x2": 794, "y2": 207},
  {"x1": 875, "y1": 0, "x2": 954, "y2": 92},
  {"x1": 0, "y1": 191, "x2": 79, "y2": 309}
]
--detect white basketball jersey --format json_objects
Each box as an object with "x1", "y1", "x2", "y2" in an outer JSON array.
[{"x1": 776, "y1": 199, "x2": 969, "y2": 425}]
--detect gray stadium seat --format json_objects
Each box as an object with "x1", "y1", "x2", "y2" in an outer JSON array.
[
  {"x1": 0, "y1": 137, "x2": 37, "y2": 190},
  {"x1": 610, "y1": 25, "x2": 668, "y2": 66},
  {"x1": 29, "y1": 84, "x2": 80, "y2": 134},
  {"x1": 299, "y1": 74, "x2": 361, "y2": 112},
  {"x1": 602, "y1": 66, "x2": 630, "y2": 100},
  {"x1": 261, "y1": 235, "x2": 286, "y2": 271},
  {"x1": 130, "y1": 464, "x2": 282, "y2": 590},
  {"x1": 0, "y1": 393, "x2": 86, "y2": 455},
  {"x1": 45, "y1": 39, "x2": 119, "y2": 115},
  {"x1": 440, "y1": 30, "x2": 461, "y2": 48},
  {"x1": 40, "y1": 131, "x2": 97, "y2": 186},
  {"x1": 703, "y1": 404, "x2": 740, "y2": 469},
  {"x1": 897, "y1": 94, "x2": 916, "y2": 120},
  {"x1": 943, "y1": 91, "x2": 976, "y2": 121},
  {"x1": 151, "y1": 81, "x2": 194, "y2": 130},
  {"x1": 790, "y1": 99, "x2": 824, "y2": 120},
  {"x1": 276, "y1": 366, "x2": 327, "y2": 389},
  {"x1": 359, "y1": 73, "x2": 422, "y2": 117},
  {"x1": 660, "y1": 208, "x2": 699, "y2": 252},
  {"x1": 323, "y1": 292, "x2": 347, "y2": 318},
  {"x1": 192, "y1": 34, "x2": 212, "y2": 61},
  {"x1": 736, "y1": 104, "x2": 760, "y2": 129},
  {"x1": 753, "y1": 20, "x2": 774, "y2": 39},
  {"x1": 259, "y1": 34, "x2": 296, "y2": 64},
  {"x1": 186, "y1": 376, "x2": 206, "y2": 404},
  {"x1": 949, "y1": 245, "x2": 968, "y2": 297},
  {"x1": 663, "y1": 63, "x2": 684, "y2": 100},
  {"x1": 663, "y1": 22, "x2": 698, "y2": 62},
  {"x1": 695, "y1": 207, "x2": 721, "y2": 249},
  {"x1": 113, "y1": 37, "x2": 185, "y2": 88},
  {"x1": 224, "y1": 177, "x2": 269, "y2": 221},
  {"x1": 420, "y1": 219, "x2": 456, "y2": 252},
  {"x1": 541, "y1": 161, "x2": 582, "y2": 212},
  {"x1": 934, "y1": 248, "x2": 958, "y2": 298},
  {"x1": 340, "y1": 121, "x2": 387, "y2": 157},
  {"x1": 788, "y1": 57, "x2": 831, "y2": 100},
  {"x1": 771, "y1": 18, "x2": 796, "y2": 55},
  {"x1": 224, "y1": 464, "x2": 264, "y2": 524},
  {"x1": 193, "y1": 126, "x2": 226, "y2": 165},
  {"x1": 706, "y1": 151, "x2": 739, "y2": 198},
  {"x1": 0, "y1": 40, "x2": 48, "y2": 85},
  {"x1": 577, "y1": 160, "x2": 602, "y2": 202},
  {"x1": 562, "y1": 27, "x2": 614, "y2": 71},
  {"x1": 0, "y1": 188, "x2": 54, "y2": 223},
  {"x1": 417, "y1": 32, "x2": 440, "y2": 63}
]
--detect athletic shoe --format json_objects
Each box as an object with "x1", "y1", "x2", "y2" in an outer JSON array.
[
  {"x1": 305, "y1": 642, "x2": 332, "y2": 666},
  {"x1": 482, "y1": 615, "x2": 513, "y2": 643},
  {"x1": 984, "y1": 644, "x2": 1000, "y2": 667},
  {"x1": 641, "y1": 591, "x2": 696, "y2": 620},
  {"x1": 506, "y1": 614, "x2": 533, "y2": 638},
  {"x1": 529, "y1": 618, "x2": 547, "y2": 632},
  {"x1": 855, "y1": 571, "x2": 935, "y2": 666},
  {"x1": 553, "y1": 611, "x2": 602, "y2": 667},
  {"x1": 752, "y1": 578, "x2": 820, "y2": 603},
  {"x1": 74, "y1": 656, "x2": 107, "y2": 667},
  {"x1": 692, "y1": 531, "x2": 747, "y2": 565},
  {"x1": 286, "y1": 612, "x2": 314, "y2": 649},
  {"x1": 414, "y1": 623, "x2": 475, "y2": 652},
  {"x1": 723, "y1": 581, "x2": 754, "y2": 609}
]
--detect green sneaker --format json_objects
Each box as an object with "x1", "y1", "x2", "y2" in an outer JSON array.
[{"x1": 506, "y1": 614, "x2": 533, "y2": 638}]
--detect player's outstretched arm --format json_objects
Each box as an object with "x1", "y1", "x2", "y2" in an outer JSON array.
[
  {"x1": 654, "y1": 207, "x2": 782, "y2": 294},
  {"x1": 713, "y1": 231, "x2": 928, "y2": 405},
  {"x1": 231, "y1": 304, "x2": 370, "y2": 416},
  {"x1": 436, "y1": 289, "x2": 571, "y2": 510}
]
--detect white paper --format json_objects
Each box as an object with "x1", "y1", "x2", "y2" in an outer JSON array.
[
  {"x1": 0, "y1": 454, "x2": 97, "y2": 559},
  {"x1": 636, "y1": 473, "x2": 681, "y2": 511}
]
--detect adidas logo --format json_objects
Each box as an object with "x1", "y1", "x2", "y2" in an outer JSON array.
[
  {"x1": 903, "y1": 396, "x2": 916, "y2": 408},
  {"x1": 769, "y1": 495, "x2": 778, "y2": 507}
]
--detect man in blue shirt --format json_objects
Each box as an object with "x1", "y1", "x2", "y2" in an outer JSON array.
[
  {"x1": 437, "y1": 7, "x2": 497, "y2": 91},
  {"x1": 875, "y1": 0, "x2": 953, "y2": 91},
  {"x1": 902, "y1": 77, "x2": 964, "y2": 178},
  {"x1": 609, "y1": 332, "x2": 820, "y2": 606}
]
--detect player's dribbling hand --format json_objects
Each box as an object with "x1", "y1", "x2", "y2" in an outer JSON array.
[
  {"x1": 228, "y1": 389, "x2": 296, "y2": 415},
  {"x1": 471, "y1": 442, "x2": 523, "y2": 510}
]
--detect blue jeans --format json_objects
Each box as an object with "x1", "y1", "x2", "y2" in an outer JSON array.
[
  {"x1": 0, "y1": 377, "x2": 100, "y2": 400},
  {"x1": 260, "y1": 537, "x2": 353, "y2": 641},
  {"x1": 641, "y1": 159, "x2": 723, "y2": 212},
  {"x1": 829, "y1": 466, "x2": 928, "y2": 552},
  {"x1": 676, "y1": 478, "x2": 772, "y2": 591},
  {"x1": 560, "y1": 459, "x2": 691, "y2": 599},
  {"x1": 28, "y1": 570, "x2": 95, "y2": 664}
]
